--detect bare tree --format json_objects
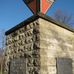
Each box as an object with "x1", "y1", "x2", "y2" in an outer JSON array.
[
  {"x1": 52, "y1": 9, "x2": 74, "y2": 27},
  {"x1": 0, "y1": 30, "x2": 6, "y2": 50},
  {"x1": 0, "y1": 29, "x2": 6, "y2": 74}
]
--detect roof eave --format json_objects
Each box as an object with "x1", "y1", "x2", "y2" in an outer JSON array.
[{"x1": 5, "y1": 13, "x2": 74, "y2": 35}]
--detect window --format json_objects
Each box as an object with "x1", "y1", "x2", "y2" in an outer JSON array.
[
  {"x1": 56, "y1": 58, "x2": 72, "y2": 74},
  {"x1": 9, "y1": 58, "x2": 26, "y2": 74}
]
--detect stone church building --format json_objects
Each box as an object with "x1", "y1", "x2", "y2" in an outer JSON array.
[
  {"x1": 5, "y1": 0, "x2": 74, "y2": 74},
  {"x1": 5, "y1": 13, "x2": 74, "y2": 74}
]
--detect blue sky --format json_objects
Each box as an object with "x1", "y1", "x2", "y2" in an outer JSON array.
[
  {"x1": 0, "y1": 0, "x2": 74, "y2": 47},
  {"x1": 0, "y1": 0, "x2": 74, "y2": 31},
  {"x1": 0, "y1": 0, "x2": 32, "y2": 31}
]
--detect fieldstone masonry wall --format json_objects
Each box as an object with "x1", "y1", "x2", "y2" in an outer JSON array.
[
  {"x1": 39, "y1": 18, "x2": 74, "y2": 74},
  {"x1": 5, "y1": 20, "x2": 40, "y2": 74},
  {"x1": 5, "y1": 17, "x2": 74, "y2": 74}
]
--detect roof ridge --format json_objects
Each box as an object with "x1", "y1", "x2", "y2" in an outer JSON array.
[{"x1": 5, "y1": 13, "x2": 74, "y2": 35}]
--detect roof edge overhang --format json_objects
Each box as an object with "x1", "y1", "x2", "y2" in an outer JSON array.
[{"x1": 5, "y1": 13, "x2": 74, "y2": 35}]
